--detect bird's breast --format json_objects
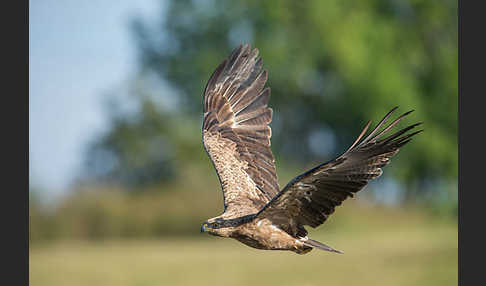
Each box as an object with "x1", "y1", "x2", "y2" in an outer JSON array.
[{"x1": 231, "y1": 218, "x2": 298, "y2": 251}]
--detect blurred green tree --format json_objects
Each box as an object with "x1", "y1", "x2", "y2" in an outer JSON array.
[{"x1": 83, "y1": 0, "x2": 457, "y2": 202}]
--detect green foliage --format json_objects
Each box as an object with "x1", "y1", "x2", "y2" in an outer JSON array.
[
  {"x1": 83, "y1": 0, "x2": 457, "y2": 200},
  {"x1": 82, "y1": 99, "x2": 175, "y2": 187}
]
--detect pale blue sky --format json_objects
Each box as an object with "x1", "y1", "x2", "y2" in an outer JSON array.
[{"x1": 29, "y1": 0, "x2": 161, "y2": 200}]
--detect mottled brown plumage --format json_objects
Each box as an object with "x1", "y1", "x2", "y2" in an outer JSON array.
[{"x1": 200, "y1": 44, "x2": 422, "y2": 255}]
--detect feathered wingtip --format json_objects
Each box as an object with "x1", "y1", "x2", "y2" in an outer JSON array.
[{"x1": 345, "y1": 107, "x2": 423, "y2": 153}]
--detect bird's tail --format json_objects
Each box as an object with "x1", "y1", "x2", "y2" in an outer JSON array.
[{"x1": 302, "y1": 238, "x2": 343, "y2": 254}]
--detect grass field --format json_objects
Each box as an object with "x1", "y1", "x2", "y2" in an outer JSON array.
[{"x1": 30, "y1": 203, "x2": 457, "y2": 286}]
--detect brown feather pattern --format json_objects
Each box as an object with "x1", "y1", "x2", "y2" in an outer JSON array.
[
  {"x1": 201, "y1": 44, "x2": 422, "y2": 254},
  {"x1": 202, "y1": 44, "x2": 280, "y2": 214},
  {"x1": 256, "y1": 108, "x2": 423, "y2": 237}
]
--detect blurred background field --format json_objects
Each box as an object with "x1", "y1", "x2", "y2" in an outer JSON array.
[
  {"x1": 29, "y1": 0, "x2": 457, "y2": 285},
  {"x1": 30, "y1": 203, "x2": 457, "y2": 286}
]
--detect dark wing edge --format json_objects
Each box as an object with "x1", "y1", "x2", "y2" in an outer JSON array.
[
  {"x1": 202, "y1": 44, "x2": 280, "y2": 209},
  {"x1": 256, "y1": 107, "x2": 422, "y2": 237}
]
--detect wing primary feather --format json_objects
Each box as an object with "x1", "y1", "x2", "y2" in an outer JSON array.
[
  {"x1": 367, "y1": 110, "x2": 415, "y2": 144},
  {"x1": 344, "y1": 120, "x2": 371, "y2": 154},
  {"x1": 204, "y1": 59, "x2": 228, "y2": 110},
  {"x1": 357, "y1": 106, "x2": 399, "y2": 147},
  {"x1": 378, "y1": 123, "x2": 423, "y2": 145}
]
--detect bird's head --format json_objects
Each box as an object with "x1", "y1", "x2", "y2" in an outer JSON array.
[{"x1": 200, "y1": 217, "x2": 232, "y2": 237}]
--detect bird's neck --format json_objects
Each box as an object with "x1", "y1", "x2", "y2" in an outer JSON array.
[{"x1": 214, "y1": 213, "x2": 256, "y2": 228}]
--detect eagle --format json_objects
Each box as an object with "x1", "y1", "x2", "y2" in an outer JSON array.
[{"x1": 200, "y1": 44, "x2": 422, "y2": 255}]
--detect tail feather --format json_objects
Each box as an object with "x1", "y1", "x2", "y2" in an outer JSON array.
[{"x1": 302, "y1": 238, "x2": 343, "y2": 254}]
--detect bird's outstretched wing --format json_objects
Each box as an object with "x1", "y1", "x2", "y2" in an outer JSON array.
[
  {"x1": 202, "y1": 44, "x2": 279, "y2": 216},
  {"x1": 256, "y1": 107, "x2": 422, "y2": 237}
]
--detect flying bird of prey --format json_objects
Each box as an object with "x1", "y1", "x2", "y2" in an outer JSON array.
[{"x1": 200, "y1": 44, "x2": 422, "y2": 254}]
